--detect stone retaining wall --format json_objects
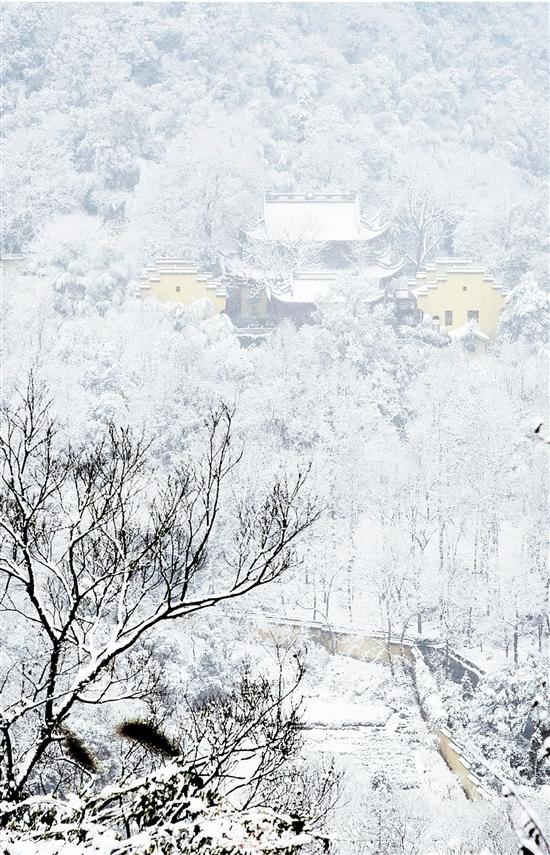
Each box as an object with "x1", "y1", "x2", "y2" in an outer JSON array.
[
  {"x1": 256, "y1": 616, "x2": 493, "y2": 802},
  {"x1": 438, "y1": 726, "x2": 493, "y2": 801}
]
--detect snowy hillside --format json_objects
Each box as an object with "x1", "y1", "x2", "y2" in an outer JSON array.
[{"x1": 1, "y1": 3, "x2": 548, "y2": 854}]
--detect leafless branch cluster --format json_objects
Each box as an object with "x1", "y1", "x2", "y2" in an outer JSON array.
[
  {"x1": 181, "y1": 659, "x2": 304, "y2": 801},
  {"x1": 396, "y1": 185, "x2": 454, "y2": 271},
  {"x1": 0, "y1": 757, "x2": 330, "y2": 854},
  {"x1": 240, "y1": 231, "x2": 326, "y2": 296},
  {"x1": 0, "y1": 374, "x2": 320, "y2": 802},
  {"x1": 175, "y1": 646, "x2": 340, "y2": 825}
]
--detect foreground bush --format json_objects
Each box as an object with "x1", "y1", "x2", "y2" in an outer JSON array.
[{"x1": 0, "y1": 761, "x2": 326, "y2": 855}]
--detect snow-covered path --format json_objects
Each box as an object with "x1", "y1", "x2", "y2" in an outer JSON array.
[{"x1": 301, "y1": 654, "x2": 467, "y2": 853}]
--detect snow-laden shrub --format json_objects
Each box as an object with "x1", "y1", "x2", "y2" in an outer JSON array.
[
  {"x1": 412, "y1": 647, "x2": 447, "y2": 729},
  {"x1": 461, "y1": 659, "x2": 550, "y2": 785},
  {"x1": 499, "y1": 274, "x2": 550, "y2": 346},
  {"x1": 0, "y1": 762, "x2": 322, "y2": 855},
  {"x1": 29, "y1": 213, "x2": 131, "y2": 317}
]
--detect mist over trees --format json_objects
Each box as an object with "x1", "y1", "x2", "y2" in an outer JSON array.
[
  {"x1": 2, "y1": 3, "x2": 548, "y2": 287},
  {"x1": 1, "y1": 3, "x2": 549, "y2": 854}
]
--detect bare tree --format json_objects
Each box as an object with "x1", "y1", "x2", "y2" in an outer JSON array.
[
  {"x1": 237, "y1": 226, "x2": 326, "y2": 297},
  {"x1": 178, "y1": 647, "x2": 340, "y2": 824},
  {"x1": 182, "y1": 659, "x2": 305, "y2": 805},
  {"x1": 0, "y1": 375, "x2": 320, "y2": 802},
  {"x1": 396, "y1": 185, "x2": 454, "y2": 271}
]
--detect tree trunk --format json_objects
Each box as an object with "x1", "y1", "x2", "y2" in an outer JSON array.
[
  {"x1": 438, "y1": 524, "x2": 445, "y2": 574},
  {"x1": 387, "y1": 614, "x2": 394, "y2": 676},
  {"x1": 312, "y1": 585, "x2": 319, "y2": 623},
  {"x1": 346, "y1": 559, "x2": 353, "y2": 622},
  {"x1": 466, "y1": 606, "x2": 473, "y2": 646}
]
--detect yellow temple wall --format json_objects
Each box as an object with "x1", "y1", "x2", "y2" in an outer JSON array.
[
  {"x1": 416, "y1": 270, "x2": 505, "y2": 338},
  {"x1": 139, "y1": 272, "x2": 226, "y2": 313}
]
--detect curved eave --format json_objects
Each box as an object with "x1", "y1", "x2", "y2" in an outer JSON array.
[
  {"x1": 248, "y1": 222, "x2": 391, "y2": 243},
  {"x1": 358, "y1": 221, "x2": 390, "y2": 242},
  {"x1": 376, "y1": 258, "x2": 406, "y2": 280},
  {"x1": 269, "y1": 291, "x2": 345, "y2": 306},
  {"x1": 247, "y1": 220, "x2": 268, "y2": 241}
]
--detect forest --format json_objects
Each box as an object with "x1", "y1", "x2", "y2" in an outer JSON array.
[{"x1": 1, "y1": 3, "x2": 549, "y2": 854}]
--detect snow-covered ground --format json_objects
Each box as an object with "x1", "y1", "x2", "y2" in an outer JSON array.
[{"x1": 300, "y1": 652, "x2": 510, "y2": 854}]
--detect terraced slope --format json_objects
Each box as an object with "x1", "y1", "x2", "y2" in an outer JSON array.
[{"x1": 300, "y1": 655, "x2": 490, "y2": 854}]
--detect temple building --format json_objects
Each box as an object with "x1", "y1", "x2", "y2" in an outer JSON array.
[
  {"x1": 267, "y1": 271, "x2": 339, "y2": 326},
  {"x1": 135, "y1": 193, "x2": 404, "y2": 335},
  {"x1": 268, "y1": 261, "x2": 404, "y2": 325},
  {"x1": 223, "y1": 191, "x2": 404, "y2": 327},
  {"x1": 136, "y1": 258, "x2": 226, "y2": 313},
  {"x1": 248, "y1": 191, "x2": 390, "y2": 267},
  {"x1": 404, "y1": 258, "x2": 506, "y2": 341}
]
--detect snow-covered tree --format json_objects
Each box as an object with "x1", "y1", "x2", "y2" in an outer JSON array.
[
  {"x1": 0, "y1": 762, "x2": 326, "y2": 854},
  {"x1": 29, "y1": 213, "x2": 131, "y2": 316},
  {"x1": 499, "y1": 275, "x2": 550, "y2": 347}
]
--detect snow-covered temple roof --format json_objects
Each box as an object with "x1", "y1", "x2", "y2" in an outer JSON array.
[
  {"x1": 268, "y1": 263, "x2": 402, "y2": 305},
  {"x1": 270, "y1": 272, "x2": 337, "y2": 304},
  {"x1": 221, "y1": 252, "x2": 403, "y2": 290},
  {"x1": 249, "y1": 192, "x2": 389, "y2": 243}
]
